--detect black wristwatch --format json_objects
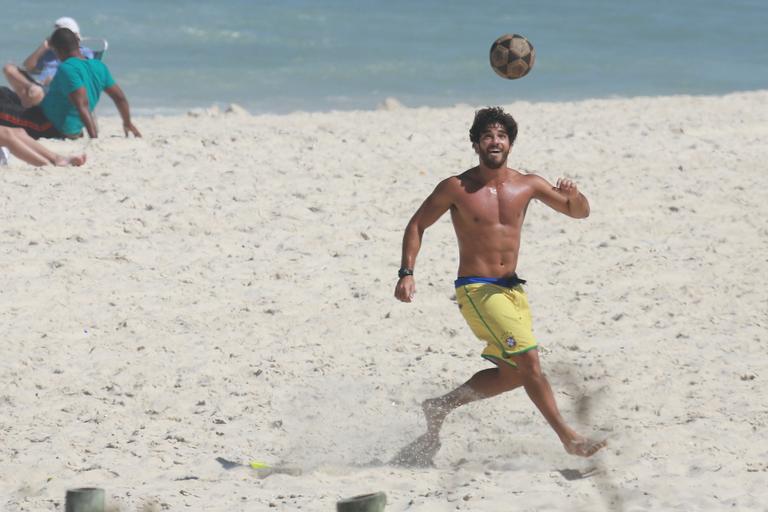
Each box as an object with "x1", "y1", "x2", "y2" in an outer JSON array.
[{"x1": 398, "y1": 267, "x2": 414, "y2": 279}]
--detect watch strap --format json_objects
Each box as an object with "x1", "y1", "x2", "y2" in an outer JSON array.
[{"x1": 398, "y1": 267, "x2": 414, "y2": 278}]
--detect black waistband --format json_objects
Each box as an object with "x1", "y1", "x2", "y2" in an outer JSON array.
[{"x1": 454, "y1": 274, "x2": 527, "y2": 288}]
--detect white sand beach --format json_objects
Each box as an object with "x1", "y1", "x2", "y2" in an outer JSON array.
[{"x1": 1, "y1": 91, "x2": 767, "y2": 511}]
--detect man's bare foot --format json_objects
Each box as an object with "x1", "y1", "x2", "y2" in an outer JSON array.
[
  {"x1": 54, "y1": 154, "x2": 87, "y2": 167},
  {"x1": 390, "y1": 433, "x2": 441, "y2": 467},
  {"x1": 68, "y1": 154, "x2": 87, "y2": 166},
  {"x1": 563, "y1": 436, "x2": 607, "y2": 457}
]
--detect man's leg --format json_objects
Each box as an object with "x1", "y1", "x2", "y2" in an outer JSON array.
[
  {"x1": 511, "y1": 349, "x2": 606, "y2": 457},
  {"x1": 0, "y1": 126, "x2": 52, "y2": 165},
  {"x1": 422, "y1": 361, "x2": 523, "y2": 439},
  {"x1": 2, "y1": 64, "x2": 45, "y2": 108},
  {"x1": 0, "y1": 126, "x2": 85, "y2": 166},
  {"x1": 390, "y1": 364, "x2": 524, "y2": 467}
]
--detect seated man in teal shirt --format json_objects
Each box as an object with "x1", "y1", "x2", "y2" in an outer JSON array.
[
  {"x1": 0, "y1": 27, "x2": 140, "y2": 165},
  {"x1": 40, "y1": 27, "x2": 141, "y2": 139}
]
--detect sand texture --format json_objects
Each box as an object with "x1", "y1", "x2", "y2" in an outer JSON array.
[{"x1": 1, "y1": 91, "x2": 767, "y2": 511}]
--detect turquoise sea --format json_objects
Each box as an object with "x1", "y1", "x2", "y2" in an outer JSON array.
[{"x1": 1, "y1": 0, "x2": 766, "y2": 114}]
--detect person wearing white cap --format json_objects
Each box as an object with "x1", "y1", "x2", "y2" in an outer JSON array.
[
  {"x1": 2, "y1": 16, "x2": 94, "y2": 108},
  {"x1": 0, "y1": 27, "x2": 139, "y2": 166},
  {"x1": 53, "y1": 16, "x2": 80, "y2": 34}
]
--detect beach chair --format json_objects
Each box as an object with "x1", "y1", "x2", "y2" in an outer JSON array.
[{"x1": 81, "y1": 38, "x2": 108, "y2": 60}]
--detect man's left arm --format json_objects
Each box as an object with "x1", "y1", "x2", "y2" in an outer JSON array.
[
  {"x1": 531, "y1": 175, "x2": 590, "y2": 219},
  {"x1": 104, "y1": 84, "x2": 141, "y2": 137}
]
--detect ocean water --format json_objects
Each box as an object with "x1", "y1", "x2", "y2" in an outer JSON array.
[{"x1": 1, "y1": 0, "x2": 766, "y2": 114}]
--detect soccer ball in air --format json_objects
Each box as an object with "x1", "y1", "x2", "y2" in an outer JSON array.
[{"x1": 489, "y1": 34, "x2": 535, "y2": 79}]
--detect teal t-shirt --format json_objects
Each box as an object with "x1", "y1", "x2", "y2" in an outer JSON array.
[{"x1": 40, "y1": 57, "x2": 116, "y2": 135}]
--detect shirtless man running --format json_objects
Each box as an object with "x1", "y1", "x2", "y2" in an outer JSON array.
[{"x1": 393, "y1": 107, "x2": 605, "y2": 464}]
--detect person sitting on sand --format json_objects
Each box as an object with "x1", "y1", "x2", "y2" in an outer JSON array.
[
  {"x1": 0, "y1": 27, "x2": 140, "y2": 166},
  {"x1": 3, "y1": 17, "x2": 94, "y2": 109},
  {"x1": 392, "y1": 107, "x2": 606, "y2": 466}
]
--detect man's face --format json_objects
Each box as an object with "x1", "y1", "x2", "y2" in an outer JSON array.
[{"x1": 473, "y1": 123, "x2": 510, "y2": 169}]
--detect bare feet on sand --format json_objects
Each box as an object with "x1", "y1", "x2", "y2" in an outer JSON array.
[
  {"x1": 404, "y1": 396, "x2": 605, "y2": 464},
  {"x1": 390, "y1": 433, "x2": 441, "y2": 467},
  {"x1": 54, "y1": 154, "x2": 87, "y2": 166},
  {"x1": 389, "y1": 399, "x2": 450, "y2": 467},
  {"x1": 563, "y1": 436, "x2": 607, "y2": 457}
]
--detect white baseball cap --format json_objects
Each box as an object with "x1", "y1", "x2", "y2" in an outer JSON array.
[{"x1": 54, "y1": 17, "x2": 81, "y2": 36}]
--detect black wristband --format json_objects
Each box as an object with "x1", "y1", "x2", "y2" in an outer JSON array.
[{"x1": 398, "y1": 267, "x2": 414, "y2": 279}]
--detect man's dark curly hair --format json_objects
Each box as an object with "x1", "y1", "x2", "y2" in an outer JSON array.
[
  {"x1": 49, "y1": 28, "x2": 79, "y2": 54},
  {"x1": 468, "y1": 107, "x2": 518, "y2": 145}
]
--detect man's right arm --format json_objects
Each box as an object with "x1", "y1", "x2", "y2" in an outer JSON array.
[
  {"x1": 68, "y1": 87, "x2": 98, "y2": 138},
  {"x1": 394, "y1": 178, "x2": 455, "y2": 303}
]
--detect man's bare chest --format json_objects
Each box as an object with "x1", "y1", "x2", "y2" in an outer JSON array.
[{"x1": 453, "y1": 185, "x2": 531, "y2": 226}]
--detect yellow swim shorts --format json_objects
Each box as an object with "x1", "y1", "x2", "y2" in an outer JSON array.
[{"x1": 455, "y1": 276, "x2": 538, "y2": 367}]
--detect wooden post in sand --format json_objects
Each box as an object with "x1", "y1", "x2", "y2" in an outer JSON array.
[
  {"x1": 336, "y1": 492, "x2": 387, "y2": 512},
  {"x1": 65, "y1": 488, "x2": 104, "y2": 512}
]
